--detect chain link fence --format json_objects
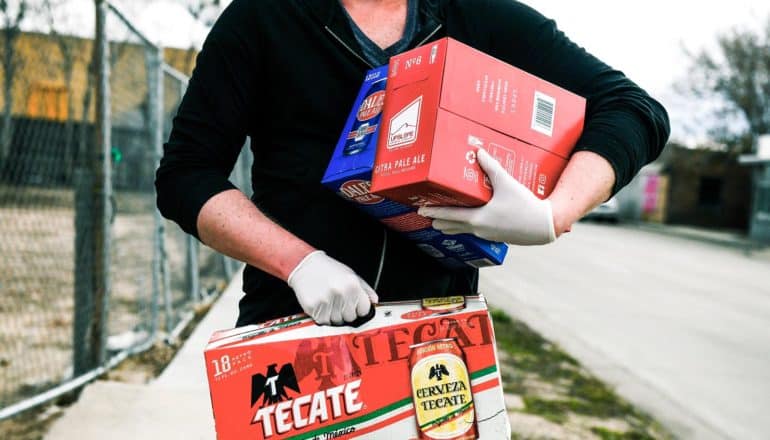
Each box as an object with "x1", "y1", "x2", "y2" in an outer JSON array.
[{"x1": 0, "y1": 1, "x2": 247, "y2": 420}]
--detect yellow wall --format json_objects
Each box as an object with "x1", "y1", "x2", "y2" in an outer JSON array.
[{"x1": 0, "y1": 32, "x2": 196, "y2": 123}]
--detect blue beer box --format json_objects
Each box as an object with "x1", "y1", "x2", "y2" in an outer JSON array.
[{"x1": 322, "y1": 66, "x2": 508, "y2": 269}]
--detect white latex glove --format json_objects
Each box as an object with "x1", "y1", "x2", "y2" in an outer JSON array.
[
  {"x1": 418, "y1": 148, "x2": 556, "y2": 245},
  {"x1": 287, "y1": 250, "x2": 378, "y2": 325}
]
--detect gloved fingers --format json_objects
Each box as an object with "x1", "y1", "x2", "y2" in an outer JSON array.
[
  {"x1": 313, "y1": 302, "x2": 331, "y2": 326},
  {"x1": 476, "y1": 148, "x2": 507, "y2": 187},
  {"x1": 354, "y1": 290, "x2": 372, "y2": 318},
  {"x1": 418, "y1": 206, "x2": 475, "y2": 223},
  {"x1": 359, "y1": 279, "x2": 379, "y2": 305},
  {"x1": 329, "y1": 294, "x2": 344, "y2": 325},
  {"x1": 477, "y1": 149, "x2": 535, "y2": 199},
  {"x1": 341, "y1": 296, "x2": 358, "y2": 322},
  {"x1": 432, "y1": 219, "x2": 474, "y2": 235}
]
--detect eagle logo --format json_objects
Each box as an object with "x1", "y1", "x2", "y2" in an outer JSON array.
[
  {"x1": 251, "y1": 363, "x2": 300, "y2": 407},
  {"x1": 429, "y1": 364, "x2": 450, "y2": 381}
]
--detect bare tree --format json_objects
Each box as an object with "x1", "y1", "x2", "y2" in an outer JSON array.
[
  {"x1": 178, "y1": 0, "x2": 220, "y2": 73},
  {"x1": 42, "y1": 0, "x2": 82, "y2": 180},
  {"x1": 0, "y1": 0, "x2": 29, "y2": 162},
  {"x1": 681, "y1": 18, "x2": 770, "y2": 153},
  {"x1": 185, "y1": 0, "x2": 221, "y2": 27}
]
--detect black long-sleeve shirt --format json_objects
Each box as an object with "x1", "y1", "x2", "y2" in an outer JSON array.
[{"x1": 156, "y1": 0, "x2": 670, "y2": 326}]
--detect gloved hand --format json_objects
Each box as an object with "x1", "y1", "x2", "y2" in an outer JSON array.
[
  {"x1": 418, "y1": 148, "x2": 556, "y2": 245},
  {"x1": 287, "y1": 250, "x2": 379, "y2": 325}
]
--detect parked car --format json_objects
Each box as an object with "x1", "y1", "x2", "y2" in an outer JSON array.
[{"x1": 583, "y1": 196, "x2": 620, "y2": 223}]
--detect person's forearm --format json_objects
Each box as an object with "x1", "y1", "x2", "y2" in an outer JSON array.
[
  {"x1": 196, "y1": 189, "x2": 315, "y2": 281},
  {"x1": 548, "y1": 151, "x2": 616, "y2": 236}
]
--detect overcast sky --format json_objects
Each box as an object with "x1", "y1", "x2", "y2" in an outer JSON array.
[
  {"x1": 41, "y1": 0, "x2": 770, "y2": 144},
  {"x1": 523, "y1": 0, "x2": 770, "y2": 144}
]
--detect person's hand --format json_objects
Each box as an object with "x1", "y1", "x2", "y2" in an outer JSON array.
[
  {"x1": 287, "y1": 250, "x2": 378, "y2": 325},
  {"x1": 418, "y1": 148, "x2": 556, "y2": 245}
]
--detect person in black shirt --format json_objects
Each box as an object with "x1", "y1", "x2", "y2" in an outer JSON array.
[{"x1": 155, "y1": 0, "x2": 670, "y2": 327}]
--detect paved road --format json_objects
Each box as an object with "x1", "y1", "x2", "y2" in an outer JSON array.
[{"x1": 481, "y1": 223, "x2": 770, "y2": 440}]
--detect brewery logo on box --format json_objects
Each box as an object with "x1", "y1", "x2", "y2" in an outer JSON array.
[
  {"x1": 251, "y1": 363, "x2": 300, "y2": 407},
  {"x1": 388, "y1": 96, "x2": 422, "y2": 149},
  {"x1": 250, "y1": 338, "x2": 365, "y2": 437},
  {"x1": 339, "y1": 180, "x2": 384, "y2": 205},
  {"x1": 357, "y1": 90, "x2": 386, "y2": 121}
]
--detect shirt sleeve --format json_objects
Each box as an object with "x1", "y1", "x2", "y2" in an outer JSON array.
[
  {"x1": 155, "y1": 0, "x2": 260, "y2": 239},
  {"x1": 484, "y1": 0, "x2": 671, "y2": 195}
]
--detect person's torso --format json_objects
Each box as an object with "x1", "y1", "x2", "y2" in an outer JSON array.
[{"x1": 235, "y1": 0, "x2": 493, "y2": 325}]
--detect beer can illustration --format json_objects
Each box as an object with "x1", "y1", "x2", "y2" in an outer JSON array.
[
  {"x1": 421, "y1": 296, "x2": 467, "y2": 314},
  {"x1": 343, "y1": 77, "x2": 387, "y2": 156},
  {"x1": 409, "y1": 339, "x2": 478, "y2": 440}
]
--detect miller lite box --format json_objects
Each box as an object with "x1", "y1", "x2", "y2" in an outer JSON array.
[
  {"x1": 322, "y1": 65, "x2": 508, "y2": 269},
  {"x1": 370, "y1": 37, "x2": 586, "y2": 206},
  {"x1": 204, "y1": 296, "x2": 511, "y2": 439}
]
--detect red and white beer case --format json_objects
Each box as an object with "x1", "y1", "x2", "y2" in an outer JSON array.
[
  {"x1": 370, "y1": 38, "x2": 586, "y2": 207},
  {"x1": 204, "y1": 296, "x2": 510, "y2": 439}
]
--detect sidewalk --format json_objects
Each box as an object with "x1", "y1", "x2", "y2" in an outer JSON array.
[{"x1": 45, "y1": 269, "x2": 243, "y2": 440}]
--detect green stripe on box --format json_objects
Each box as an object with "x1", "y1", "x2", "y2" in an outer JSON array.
[
  {"x1": 470, "y1": 364, "x2": 497, "y2": 380},
  {"x1": 286, "y1": 397, "x2": 412, "y2": 440},
  {"x1": 284, "y1": 364, "x2": 497, "y2": 440}
]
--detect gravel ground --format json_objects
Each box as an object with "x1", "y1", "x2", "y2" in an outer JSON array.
[{"x1": 0, "y1": 186, "x2": 226, "y2": 417}]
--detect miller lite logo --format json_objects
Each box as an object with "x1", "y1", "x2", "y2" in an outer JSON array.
[
  {"x1": 339, "y1": 180, "x2": 384, "y2": 205},
  {"x1": 387, "y1": 96, "x2": 422, "y2": 149},
  {"x1": 357, "y1": 90, "x2": 386, "y2": 121}
]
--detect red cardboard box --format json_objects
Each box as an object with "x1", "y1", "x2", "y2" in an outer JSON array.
[
  {"x1": 370, "y1": 38, "x2": 586, "y2": 207},
  {"x1": 204, "y1": 297, "x2": 511, "y2": 439}
]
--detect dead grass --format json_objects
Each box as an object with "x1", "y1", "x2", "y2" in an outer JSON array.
[
  {"x1": 0, "y1": 186, "x2": 226, "y2": 412},
  {"x1": 492, "y1": 309, "x2": 673, "y2": 440}
]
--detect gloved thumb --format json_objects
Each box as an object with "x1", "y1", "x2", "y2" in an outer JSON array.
[{"x1": 476, "y1": 148, "x2": 507, "y2": 187}]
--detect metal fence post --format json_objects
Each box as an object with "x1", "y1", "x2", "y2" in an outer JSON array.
[
  {"x1": 147, "y1": 43, "x2": 173, "y2": 334},
  {"x1": 73, "y1": 166, "x2": 94, "y2": 376},
  {"x1": 93, "y1": 0, "x2": 113, "y2": 368},
  {"x1": 73, "y1": 0, "x2": 111, "y2": 376},
  {"x1": 186, "y1": 235, "x2": 200, "y2": 301}
]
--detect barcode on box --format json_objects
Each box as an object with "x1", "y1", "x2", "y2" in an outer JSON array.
[{"x1": 531, "y1": 91, "x2": 556, "y2": 137}]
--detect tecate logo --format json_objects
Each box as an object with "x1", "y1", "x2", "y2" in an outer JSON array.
[
  {"x1": 387, "y1": 96, "x2": 422, "y2": 149},
  {"x1": 357, "y1": 90, "x2": 386, "y2": 121},
  {"x1": 252, "y1": 379, "x2": 364, "y2": 438},
  {"x1": 339, "y1": 180, "x2": 384, "y2": 205}
]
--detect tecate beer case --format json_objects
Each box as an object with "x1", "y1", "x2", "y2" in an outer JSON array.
[
  {"x1": 370, "y1": 38, "x2": 587, "y2": 207},
  {"x1": 204, "y1": 296, "x2": 511, "y2": 440},
  {"x1": 322, "y1": 66, "x2": 508, "y2": 269}
]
